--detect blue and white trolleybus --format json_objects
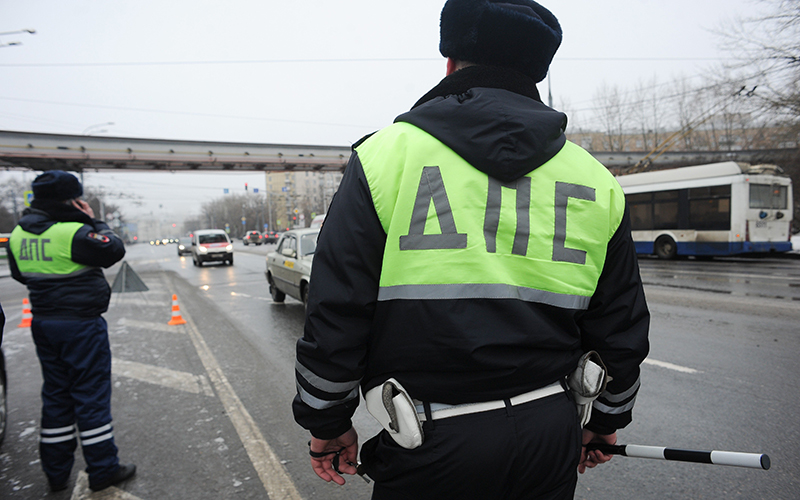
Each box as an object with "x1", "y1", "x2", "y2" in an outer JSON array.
[{"x1": 616, "y1": 162, "x2": 793, "y2": 259}]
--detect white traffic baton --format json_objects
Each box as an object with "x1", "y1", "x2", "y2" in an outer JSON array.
[{"x1": 585, "y1": 443, "x2": 771, "y2": 470}]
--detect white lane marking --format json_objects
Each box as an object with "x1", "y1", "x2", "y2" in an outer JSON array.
[
  {"x1": 112, "y1": 358, "x2": 214, "y2": 397},
  {"x1": 71, "y1": 471, "x2": 143, "y2": 500},
  {"x1": 644, "y1": 357, "x2": 700, "y2": 374},
  {"x1": 116, "y1": 318, "x2": 186, "y2": 335},
  {"x1": 230, "y1": 291, "x2": 271, "y2": 301},
  {"x1": 182, "y1": 309, "x2": 303, "y2": 499},
  {"x1": 640, "y1": 267, "x2": 794, "y2": 282}
]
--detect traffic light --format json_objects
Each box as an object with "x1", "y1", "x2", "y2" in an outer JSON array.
[{"x1": 245, "y1": 182, "x2": 248, "y2": 191}]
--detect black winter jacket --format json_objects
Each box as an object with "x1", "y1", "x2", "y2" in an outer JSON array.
[
  {"x1": 294, "y1": 66, "x2": 650, "y2": 439},
  {"x1": 9, "y1": 199, "x2": 125, "y2": 318}
]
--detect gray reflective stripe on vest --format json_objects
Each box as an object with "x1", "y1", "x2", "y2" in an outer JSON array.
[
  {"x1": 295, "y1": 360, "x2": 360, "y2": 394},
  {"x1": 19, "y1": 266, "x2": 95, "y2": 280},
  {"x1": 296, "y1": 381, "x2": 360, "y2": 410},
  {"x1": 377, "y1": 283, "x2": 592, "y2": 310}
]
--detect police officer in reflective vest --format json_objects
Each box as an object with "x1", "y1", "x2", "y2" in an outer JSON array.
[
  {"x1": 293, "y1": 1, "x2": 650, "y2": 498},
  {"x1": 8, "y1": 170, "x2": 136, "y2": 492}
]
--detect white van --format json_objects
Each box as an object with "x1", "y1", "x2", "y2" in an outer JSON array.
[
  {"x1": 310, "y1": 214, "x2": 326, "y2": 229},
  {"x1": 191, "y1": 229, "x2": 233, "y2": 266}
]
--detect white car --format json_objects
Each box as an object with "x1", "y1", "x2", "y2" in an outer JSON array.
[
  {"x1": 191, "y1": 229, "x2": 234, "y2": 266},
  {"x1": 265, "y1": 228, "x2": 319, "y2": 306}
]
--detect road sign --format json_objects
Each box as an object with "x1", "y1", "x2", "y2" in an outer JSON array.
[
  {"x1": 253, "y1": 188, "x2": 259, "y2": 193},
  {"x1": 224, "y1": 188, "x2": 229, "y2": 194},
  {"x1": 281, "y1": 187, "x2": 288, "y2": 192}
]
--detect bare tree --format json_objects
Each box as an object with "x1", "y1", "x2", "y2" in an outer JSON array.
[
  {"x1": 593, "y1": 83, "x2": 628, "y2": 151},
  {"x1": 714, "y1": 0, "x2": 800, "y2": 119},
  {"x1": 630, "y1": 77, "x2": 667, "y2": 151},
  {"x1": 0, "y1": 177, "x2": 28, "y2": 229},
  {"x1": 198, "y1": 192, "x2": 288, "y2": 238},
  {"x1": 0, "y1": 204, "x2": 15, "y2": 232},
  {"x1": 673, "y1": 76, "x2": 701, "y2": 149}
]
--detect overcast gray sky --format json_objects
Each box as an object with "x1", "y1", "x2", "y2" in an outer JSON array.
[{"x1": 1, "y1": 0, "x2": 762, "y2": 221}]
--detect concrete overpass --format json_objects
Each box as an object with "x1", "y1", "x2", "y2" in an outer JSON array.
[
  {"x1": 0, "y1": 129, "x2": 795, "y2": 174},
  {"x1": 0, "y1": 130, "x2": 351, "y2": 173}
]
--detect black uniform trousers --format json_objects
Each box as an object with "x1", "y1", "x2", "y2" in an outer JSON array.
[
  {"x1": 32, "y1": 316, "x2": 119, "y2": 486},
  {"x1": 361, "y1": 391, "x2": 581, "y2": 500}
]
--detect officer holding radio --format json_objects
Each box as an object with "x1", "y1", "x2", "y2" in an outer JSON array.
[
  {"x1": 8, "y1": 170, "x2": 135, "y2": 492},
  {"x1": 293, "y1": 1, "x2": 650, "y2": 498}
]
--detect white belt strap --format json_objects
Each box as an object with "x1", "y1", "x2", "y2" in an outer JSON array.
[{"x1": 415, "y1": 381, "x2": 564, "y2": 422}]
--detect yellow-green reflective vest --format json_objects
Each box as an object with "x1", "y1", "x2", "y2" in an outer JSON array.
[
  {"x1": 10, "y1": 222, "x2": 89, "y2": 279},
  {"x1": 356, "y1": 122, "x2": 626, "y2": 310}
]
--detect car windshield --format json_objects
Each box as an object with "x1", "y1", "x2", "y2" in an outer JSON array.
[
  {"x1": 300, "y1": 233, "x2": 318, "y2": 256},
  {"x1": 180, "y1": 238, "x2": 191, "y2": 245},
  {"x1": 199, "y1": 233, "x2": 227, "y2": 244}
]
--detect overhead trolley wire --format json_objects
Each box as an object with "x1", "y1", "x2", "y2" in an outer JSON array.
[{"x1": 0, "y1": 56, "x2": 741, "y2": 68}]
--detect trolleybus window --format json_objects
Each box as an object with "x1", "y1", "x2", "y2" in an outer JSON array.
[
  {"x1": 627, "y1": 185, "x2": 732, "y2": 231},
  {"x1": 653, "y1": 190, "x2": 679, "y2": 229},
  {"x1": 628, "y1": 193, "x2": 652, "y2": 231},
  {"x1": 750, "y1": 184, "x2": 788, "y2": 210},
  {"x1": 688, "y1": 185, "x2": 731, "y2": 230}
]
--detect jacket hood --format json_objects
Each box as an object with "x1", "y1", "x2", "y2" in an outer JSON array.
[{"x1": 395, "y1": 65, "x2": 567, "y2": 183}]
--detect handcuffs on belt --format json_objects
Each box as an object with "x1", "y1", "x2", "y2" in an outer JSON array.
[{"x1": 307, "y1": 442, "x2": 370, "y2": 483}]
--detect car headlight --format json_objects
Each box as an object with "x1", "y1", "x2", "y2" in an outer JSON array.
[
  {"x1": 226, "y1": 244, "x2": 233, "y2": 251},
  {"x1": 199, "y1": 246, "x2": 208, "y2": 253},
  {"x1": 178, "y1": 245, "x2": 185, "y2": 250}
]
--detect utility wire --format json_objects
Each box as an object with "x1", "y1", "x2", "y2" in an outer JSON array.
[{"x1": 0, "y1": 56, "x2": 740, "y2": 68}]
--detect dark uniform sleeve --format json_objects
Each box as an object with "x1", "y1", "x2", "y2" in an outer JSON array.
[
  {"x1": 577, "y1": 207, "x2": 650, "y2": 435},
  {"x1": 292, "y1": 152, "x2": 387, "y2": 439},
  {"x1": 71, "y1": 221, "x2": 126, "y2": 268},
  {"x1": 7, "y1": 242, "x2": 25, "y2": 285}
]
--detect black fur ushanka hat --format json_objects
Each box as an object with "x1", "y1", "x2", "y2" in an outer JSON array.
[
  {"x1": 32, "y1": 170, "x2": 83, "y2": 201},
  {"x1": 439, "y1": 0, "x2": 562, "y2": 83}
]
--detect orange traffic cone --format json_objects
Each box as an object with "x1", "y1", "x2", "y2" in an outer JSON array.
[
  {"x1": 167, "y1": 294, "x2": 187, "y2": 325},
  {"x1": 18, "y1": 298, "x2": 32, "y2": 328}
]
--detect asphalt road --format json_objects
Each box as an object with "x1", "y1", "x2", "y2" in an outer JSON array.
[{"x1": 1, "y1": 242, "x2": 798, "y2": 499}]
